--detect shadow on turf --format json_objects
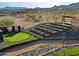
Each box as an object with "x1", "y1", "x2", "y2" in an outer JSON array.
[{"x1": 4, "y1": 32, "x2": 19, "y2": 37}]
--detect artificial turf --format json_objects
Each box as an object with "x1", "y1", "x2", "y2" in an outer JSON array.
[
  {"x1": 54, "y1": 48, "x2": 79, "y2": 56},
  {"x1": 3, "y1": 32, "x2": 37, "y2": 45},
  {"x1": 61, "y1": 23, "x2": 71, "y2": 27}
]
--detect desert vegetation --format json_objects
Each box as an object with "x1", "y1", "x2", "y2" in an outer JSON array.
[
  {"x1": 0, "y1": 9, "x2": 79, "y2": 29},
  {"x1": 15, "y1": 9, "x2": 79, "y2": 23},
  {"x1": 0, "y1": 18, "x2": 14, "y2": 27},
  {"x1": 0, "y1": 8, "x2": 79, "y2": 31}
]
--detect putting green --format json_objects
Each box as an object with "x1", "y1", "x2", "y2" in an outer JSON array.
[
  {"x1": 54, "y1": 48, "x2": 79, "y2": 56},
  {"x1": 4, "y1": 32, "x2": 37, "y2": 45}
]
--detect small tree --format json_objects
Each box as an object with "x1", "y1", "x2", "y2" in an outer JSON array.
[
  {"x1": 0, "y1": 19, "x2": 14, "y2": 27},
  {"x1": 12, "y1": 11, "x2": 17, "y2": 15},
  {"x1": 26, "y1": 15, "x2": 31, "y2": 20},
  {"x1": 39, "y1": 16, "x2": 42, "y2": 22},
  {"x1": 52, "y1": 10, "x2": 58, "y2": 23},
  {"x1": 31, "y1": 15, "x2": 36, "y2": 21}
]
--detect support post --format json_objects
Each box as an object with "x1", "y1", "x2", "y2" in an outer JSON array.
[
  {"x1": 0, "y1": 30, "x2": 3, "y2": 43},
  {"x1": 18, "y1": 26, "x2": 21, "y2": 32},
  {"x1": 12, "y1": 26, "x2": 15, "y2": 32}
]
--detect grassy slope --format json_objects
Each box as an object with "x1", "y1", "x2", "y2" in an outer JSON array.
[
  {"x1": 55, "y1": 48, "x2": 79, "y2": 56},
  {"x1": 3, "y1": 32, "x2": 37, "y2": 45}
]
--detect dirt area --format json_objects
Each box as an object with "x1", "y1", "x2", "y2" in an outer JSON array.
[
  {"x1": 0, "y1": 15, "x2": 79, "y2": 30},
  {"x1": 3, "y1": 39, "x2": 79, "y2": 56},
  {"x1": 5, "y1": 40, "x2": 63, "y2": 56},
  {"x1": 0, "y1": 16, "x2": 63, "y2": 29}
]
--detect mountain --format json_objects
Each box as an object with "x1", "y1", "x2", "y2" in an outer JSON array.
[
  {"x1": 0, "y1": 7, "x2": 26, "y2": 12},
  {"x1": 0, "y1": 7, "x2": 27, "y2": 14},
  {"x1": 0, "y1": 2, "x2": 79, "y2": 14},
  {"x1": 52, "y1": 2, "x2": 79, "y2": 10}
]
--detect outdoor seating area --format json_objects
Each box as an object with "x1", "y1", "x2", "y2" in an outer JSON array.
[
  {"x1": 26, "y1": 23, "x2": 73, "y2": 39},
  {"x1": 26, "y1": 16, "x2": 79, "y2": 40}
]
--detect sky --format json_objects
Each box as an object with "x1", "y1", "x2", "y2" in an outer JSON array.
[{"x1": 0, "y1": 2, "x2": 78, "y2": 8}]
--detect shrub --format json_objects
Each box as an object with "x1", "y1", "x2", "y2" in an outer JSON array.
[{"x1": 0, "y1": 18, "x2": 14, "y2": 27}]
